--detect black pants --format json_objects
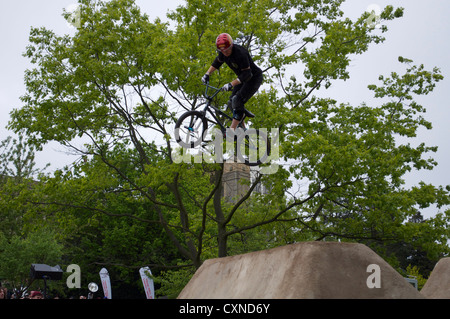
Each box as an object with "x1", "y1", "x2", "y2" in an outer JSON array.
[{"x1": 229, "y1": 73, "x2": 263, "y2": 120}]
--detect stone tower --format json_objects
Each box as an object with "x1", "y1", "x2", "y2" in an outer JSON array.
[{"x1": 222, "y1": 160, "x2": 250, "y2": 202}]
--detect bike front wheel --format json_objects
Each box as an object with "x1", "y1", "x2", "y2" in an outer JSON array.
[{"x1": 174, "y1": 110, "x2": 207, "y2": 149}]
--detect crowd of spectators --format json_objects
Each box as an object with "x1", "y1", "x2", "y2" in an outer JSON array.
[{"x1": 0, "y1": 286, "x2": 97, "y2": 299}]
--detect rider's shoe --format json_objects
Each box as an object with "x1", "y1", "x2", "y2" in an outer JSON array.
[{"x1": 244, "y1": 109, "x2": 255, "y2": 118}]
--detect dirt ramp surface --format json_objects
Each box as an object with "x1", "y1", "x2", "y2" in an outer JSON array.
[
  {"x1": 178, "y1": 242, "x2": 422, "y2": 299},
  {"x1": 421, "y1": 258, "x2": 450, "y2": 299}
]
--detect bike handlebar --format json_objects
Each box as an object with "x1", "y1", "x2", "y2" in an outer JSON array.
[{"x1": 203, "y1": 82, "x2": 222, "y2": 100}]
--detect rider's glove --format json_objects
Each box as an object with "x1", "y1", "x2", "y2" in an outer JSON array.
[
  {"x1": 221, "y1": 83, "x2": 233, "y2": 92},
  {"x1": 201, "y1": 73, "x2": 210, "y2": 84}
]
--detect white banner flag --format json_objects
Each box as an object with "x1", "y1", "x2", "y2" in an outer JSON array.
[
  {"x1": 99, "y1": 268, "x2": 112, "y2": 299},
  {"x1": 139, "y1": 267, "x2": 155, "y2": 299}
]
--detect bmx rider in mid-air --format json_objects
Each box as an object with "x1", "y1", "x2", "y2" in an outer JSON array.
[{"x1": 202, "y1": 33, "x2": 263, "y2": 130}]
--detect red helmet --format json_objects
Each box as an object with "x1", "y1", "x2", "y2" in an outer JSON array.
[{"x1": 216, "y1": 33, "x2": 233, "y2": 52}]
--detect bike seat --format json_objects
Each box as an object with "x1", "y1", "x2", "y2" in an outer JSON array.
[{"x1": 244, "y1": 108, "x2": 255, "y2": 118}]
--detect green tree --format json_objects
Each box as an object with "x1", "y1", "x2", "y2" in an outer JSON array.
[
  {"x1": 0, "y1": 134, "x2": 64, "y2": 297},
  {"x1": 0, "y1": 229, "x2": 63, "y2": 297},
  {"x1": 405, "y1": 264, "x2": 427, "y2": 290},
  {"x1": 8, "y1": 0, "x2": 450, "y2": 296},
  {"x1": 0, "y1": 134, "x2": 47, "y2": 181},
  {"x1": 0, "y1": 133, "x2": 51, "y2": 236}
]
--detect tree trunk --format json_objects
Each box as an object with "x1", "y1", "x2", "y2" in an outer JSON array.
[{"x1": 213, "y1": 167, "x2": 228, "y2": 258}]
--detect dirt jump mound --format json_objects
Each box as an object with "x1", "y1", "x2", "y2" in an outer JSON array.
[
  {"x1": 421, "y1": 257, "x2": 450, "y2": 299},
  {"x1": 178, "y1": 241, "x2": 422, "y2": 299}
]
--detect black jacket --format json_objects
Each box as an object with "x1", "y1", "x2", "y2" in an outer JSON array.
[{"x1": 211, "y1": 44, "x2": 262, "y2": 83}]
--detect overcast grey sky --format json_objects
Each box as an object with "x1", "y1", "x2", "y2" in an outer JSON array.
[{"x1": 0, "y1": 1, "x2": 449, "y2": 216}]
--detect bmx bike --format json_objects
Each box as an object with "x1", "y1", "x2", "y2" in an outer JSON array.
[{"x1": 174, "y1": 83, "x2": 271, "y2": 166}]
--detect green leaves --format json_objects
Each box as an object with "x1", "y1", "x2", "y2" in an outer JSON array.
[
  {"x1": 0, "y1": 229, "x2": 63, "y2": 292},
  {"x1": 368, "y1": 58, "x2": 443, "y2": 138}
]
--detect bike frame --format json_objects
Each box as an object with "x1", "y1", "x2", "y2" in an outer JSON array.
[{"x1": 201, "y1": 83, "x2": 245, "y2": 132}]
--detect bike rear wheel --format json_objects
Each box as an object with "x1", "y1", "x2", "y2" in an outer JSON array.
[
  {"x1": 174, "y1": 111, "x2": 207, "y2": 148},
  {"x1": 234, "y1": 128, "x2": 271, "y2": 166}
]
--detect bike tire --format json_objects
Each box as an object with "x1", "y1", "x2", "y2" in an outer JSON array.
[
  {"x1": 235, "y1": 128, "x2": 271, "y2": 167},
  {"x1": 175, "y1": 111, "x2": 207, "y2": 149}
]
